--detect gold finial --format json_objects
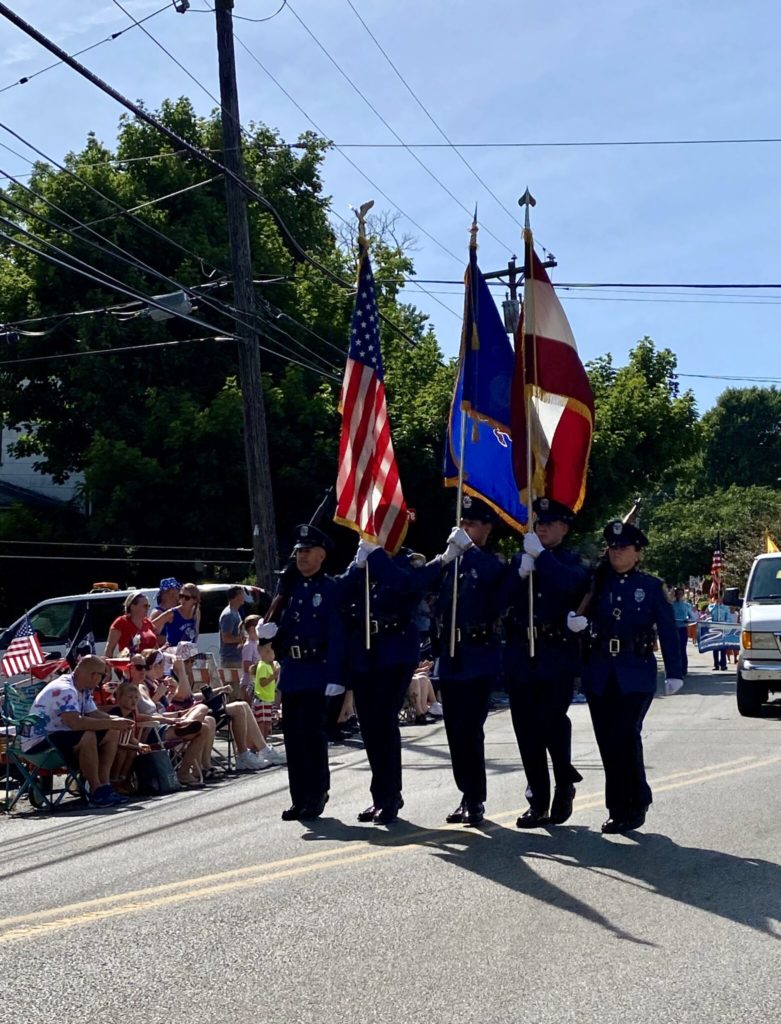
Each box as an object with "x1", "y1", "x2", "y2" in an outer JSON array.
[{"x1": 352, "y1": 200, "x2": 374, "y2": 246}]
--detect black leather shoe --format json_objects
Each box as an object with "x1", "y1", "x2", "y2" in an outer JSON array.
[
  {"x1": 357, "y1": 805, "x2": 378, "y2": 822},
  {"x1": 601, "y1": 817, "x2": 623, "y2": 833},
  {"x1": 299, "y1": 793, "x2": 329, "y2": 821},
  {"x1": 373, "y1": 805, "x2": 400, "y2": 825},
  {"x1": 621, "y1": 809, "x2": 646, "y2": 831},
  {"x1": 549, "y1": 785, "x2": 576, "y2": 825},
  {"x1": 463, "y1": 802, "x2": 485, "y2": 826},
  {"x1": 516, "y1": 807, "x2": 550, "y2": 829},
  {"x1": 446, "y1": 801, "x2": 465, "y2": 824},
  {"x1": 281, "y1": 805, "x2": 301, "y2": 821}
]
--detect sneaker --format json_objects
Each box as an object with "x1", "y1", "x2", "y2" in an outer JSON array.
[
  {"x1": 235, "y1": 750, "x2": 261, "y2": 772},
  {"x1": 90, "y1": 784, "x2": 118, "y2": 807},
  {"x1": 428, "y1": 701, "x2": 444, "y2": 717},
  {"x1": 262, "y1": 746, "x2": 287, "y2": 765}
]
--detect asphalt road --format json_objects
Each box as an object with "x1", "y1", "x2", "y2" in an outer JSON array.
[{"x1": 2, "y1": 648, "x2": 780, "y2": 1024}]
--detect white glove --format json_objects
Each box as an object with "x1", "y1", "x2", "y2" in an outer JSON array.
[
  {"x1": 518, "y1": 553, "x2": 536, "y2": 579},
  {"x1": 441, "y1": 526, "x2": 473, "y2": 565},
  {"x1": 257, "y1": 622, "x2": 278, "y2": 640},
  {"x1": 354, "y1": 537, "x2": 380, "y2": 568},
  {"x1": 664, "y1": 678, "x2": 683, "y2": 696},
  {"x1": 523, "y1": 531, "x2": 545, "y2": 558},
  {"x1": 567, "y1": 611, "x2": 589, "y2": 634},
  {"x1": 325, "y1": 684, "x2": 346, "y2": 697}
]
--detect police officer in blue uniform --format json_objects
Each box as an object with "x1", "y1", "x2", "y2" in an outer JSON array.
[
  {"x1": 433, "y1": 495, "x2": 512, "y2": 826},
  {"x1": 338, "y1": 541, "x2": 441, "y2": 824},
  {"x1": 274, "y1": 524, "x2": 342, "y2": 822},
  {"x1": 567, "y1": 520, "x2": 683, "y2": 834},
  {"x1": 506, "y1": 497, "x2": 589, "y2": 829}
]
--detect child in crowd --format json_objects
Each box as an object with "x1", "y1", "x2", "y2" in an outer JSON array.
[
  {"x1": 240, "y1": 614, "x2": 262, "y2": 704},
  {"x1": 253, "y1": 636, "x2": 279, "y2": 740}
]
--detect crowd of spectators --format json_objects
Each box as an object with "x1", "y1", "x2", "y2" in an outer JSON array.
[{"x1": 9, "y1": 577, "x2": 443, "y2": 810}]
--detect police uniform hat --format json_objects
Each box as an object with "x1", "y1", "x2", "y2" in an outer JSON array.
[
  {"x1": 603, "y1": 519, "x2": 649, "y2": 549},
  {"x1": 460, "y1": 494, "x2": 498, "y2": 524},
  {"x1": 532, "y1": 497, "x2": 576, "y2": 526},
  {"x1": 293, "y1": 523, "x2": 334, "y2": 552}
]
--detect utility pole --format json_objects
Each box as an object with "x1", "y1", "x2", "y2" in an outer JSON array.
[
  {"x1": 483, "y1": 254, "x2": 557, "y2": 335},
  {"x1": 214, "y1": 0, "x2": 278, "y2": 588}
]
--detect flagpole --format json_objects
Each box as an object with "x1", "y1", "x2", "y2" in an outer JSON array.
[
  {"x1": 449, "y1": 407, "x2": 468, "y2": 657},
  {"x1": 354, "y1": 199, "x2": 375, "y2": 651},
  {"x1": 520, "y1": 189, "x2": 537, "y2": 658},
  {"x1": 449, "y1": 214, "x2": 478, "y2": 659}
]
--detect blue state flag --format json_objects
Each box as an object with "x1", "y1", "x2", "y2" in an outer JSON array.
[
  {"x1": 444, "y1": 238, "x2": 527, "y2": 531},
  {"x1": 460, "y1": 243, "x2": 514, "y2": 431}
]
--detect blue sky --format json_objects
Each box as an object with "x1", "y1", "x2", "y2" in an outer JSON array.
[{"x1": 1, "y1": 0, "x2": 780, "y2": 415}]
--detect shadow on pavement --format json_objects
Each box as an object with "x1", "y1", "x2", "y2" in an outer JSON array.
[{"x1": 302, "y1": 815, "x2": 781, "y2": 943}]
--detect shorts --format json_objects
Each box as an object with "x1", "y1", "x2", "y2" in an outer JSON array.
[
  {"x1": 26, "y1": 729, "x2": 113, "y2": 768},
  {"x1": 253, "y1": 700, "x2": 275, "y2": 725}
]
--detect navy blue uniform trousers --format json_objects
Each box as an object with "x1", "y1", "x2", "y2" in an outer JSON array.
[
  {"x1": 587, "y1": 673, "x2": 654, "y2": 818},
  {"x1": 351, "y1": 665, "x2": 412, "y2": 808},
  {"x1": 509, "y1": 669, "x2": 578, "y2": 813},
  {"x1": 439, "y1": 676, "x2": 493, "y2": 804},
  {"x1": 281, "y1": 690, "x2": 330, "y2": 808}
]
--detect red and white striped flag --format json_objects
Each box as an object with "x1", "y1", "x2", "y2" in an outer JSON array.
[
  {"x1": 1, "y1": 616, "x2": 45, "y2": 677},
  {"x1": 711, "y1": 548, "x2": 723, "y2": 578},
  {"x1": 334, "y1": 245, "x2": 408, "y2": 554},
  {"x1": 511, "y1": 236, "x2": 594, "y2": 512}
]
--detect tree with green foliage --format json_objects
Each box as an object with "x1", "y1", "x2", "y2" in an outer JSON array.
[
  {"x1": 645, "y1": 485, "x2": 781, "y2": 586},
  {"x1": 580, "y1": 337, "x2": 700, "y2": 533},
  {"x1": 699, "y1": 387, "x2": 781, "y2": 492}
]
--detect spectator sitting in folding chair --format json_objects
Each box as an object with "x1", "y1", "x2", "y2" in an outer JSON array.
[
  {"x1": 168, "y1": 642, "x2": 286, "y2": 771},
  {"x1": 20, "y1": 656, "x2": 135, "y2": 806}
]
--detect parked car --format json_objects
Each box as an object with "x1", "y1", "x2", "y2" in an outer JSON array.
[
  {"x1": 0, "y1": 582, "x2": 270, "y2": 669},
  {"x1": 726, "y1": 553, "x2": 781, "y2": 716}
]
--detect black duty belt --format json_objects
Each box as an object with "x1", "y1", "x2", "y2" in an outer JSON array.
[
  {"x1": 452, "y1": 624, "x2": 494, "y2": 644},
  {"x1": 369, "y1": 616, "x2": 406, "y2": 635},
  {"x1": 287, "y1": 644, "x2": 326, "y2": 661},
  {"x1": 508, "y1": 621, "x2": 571, "y2": 645},
  {"x1": 591, "y1": 628, "x2": 655, "y2": 658}
]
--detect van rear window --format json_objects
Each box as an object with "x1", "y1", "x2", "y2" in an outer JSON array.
[{"x1": 29, "y1": 602, "x2": 78, "y2": 643}]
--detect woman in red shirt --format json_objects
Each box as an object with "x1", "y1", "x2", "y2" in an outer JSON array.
[{"x1": 105, "y1": 591, "x2": 161, "y2": 658}]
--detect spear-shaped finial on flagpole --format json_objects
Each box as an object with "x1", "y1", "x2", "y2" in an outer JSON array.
[
  {"x1": 519, "y1": 188, "x2": 536, "y2": 235},
  {"x1": 469, "y1": 204, "x2": 478, "y2": 249}
]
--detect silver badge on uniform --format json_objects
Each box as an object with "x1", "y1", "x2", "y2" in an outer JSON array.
[
  {"x1": 470, "y1": 568, "x2": 478, "y2": 579},
  {"x1": 612, "y1": 521, "x2": 623, "y2": 535},
  {"x1": 540, "y1": 498, "x2": 549, "y2": 510},
  {"x1": 301, "y1": 525, "x2": 309, "y2": 537},
  {"x1": 312, "y1": 593, "x2": 322, "y2": 607},
  {"x1": 463, "y1": 495, "x2": 473, "y2": 509},
  {"x1": 634, "y1": 588, "x2": 645, "y2": 602}
]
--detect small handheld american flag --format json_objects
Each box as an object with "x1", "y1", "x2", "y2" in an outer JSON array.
[{"x1": 1, "y1": 616, "x2": 45, "y2": 677}]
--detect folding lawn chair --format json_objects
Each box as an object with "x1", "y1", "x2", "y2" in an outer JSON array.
[{"x1": 1, "y1": 680, "x2": 88, "y2": 812}]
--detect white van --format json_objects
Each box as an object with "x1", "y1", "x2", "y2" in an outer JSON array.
[
  {"x1": 0, "y1": 582, "x2": 269, "y2": 669},
  {"x1": 727, "y1": 553, "x2": 781, "y2": 716}
]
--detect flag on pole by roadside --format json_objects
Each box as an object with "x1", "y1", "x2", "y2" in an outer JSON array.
[
  {"x1": 1, "y1": 616, "x2": 45, "y2": 677},
  {"x1": 764, "y1": 529, "x2": 779, "y2": 553},
  {"x1": 511, "y1": 236, "x2": 594, "y2": 511},
  {"x1": 709, "y1": 544, "x2": 724, "y2": 599},
  {"x1": 334, "y1": 242, "x2": 408, "y2": 554},
  {"x1": 444, "y1": 232, "x2": 526, "y2": 530}
]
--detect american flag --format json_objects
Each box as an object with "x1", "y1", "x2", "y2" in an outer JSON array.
[
  {"x1": 334, "y1": 245, "x2": 408, "y2": 554},
  {"x1": 711, "y1": 548, "x2": 723, "y2": 578},
  {"x1": 1, "y1": 616, "x2": 45, "y2": 677}
]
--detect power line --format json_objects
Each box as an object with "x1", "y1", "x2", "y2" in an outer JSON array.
[
  {"x1": 330, "y1": 137, "x2": 781, "y2": 149},
  {"x1": 344, "y1": 0, "x2": 522, "y2": 232},
  {"x1": 190, "y1": 0, "x2": 289, "y2": 23},
  {"x1": 0, "y1": 4, "x2": 420, "y2": 347},
  {"x1": 0, "y1": 539, "x2": 252, "y2": 551},
  {"x1": 0, "y1": 335, "x2": 228, "y2": 367},
  {"x1": 0, "y1": 2, "x2": 171, "y2": 94},
  {"x1": 284, "y1": 0, "x2": 516, "y2": 254},
  {"x1": 230, "y1": 30, "x2": 465, "y2": 320}
]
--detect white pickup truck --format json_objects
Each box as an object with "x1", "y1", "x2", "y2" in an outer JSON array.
[{"x1": 727, "y1": 553, "x2": 781, "y2": 716}]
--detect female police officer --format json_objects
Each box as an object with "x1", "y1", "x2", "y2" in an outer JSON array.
[{"x1": 567, "y1": 520, "x2": 683, "y2": 834}]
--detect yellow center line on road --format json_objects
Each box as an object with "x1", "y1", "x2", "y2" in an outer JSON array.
[{"x1": 1, "y1": 753, "x2": 778, "y2": 945}]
